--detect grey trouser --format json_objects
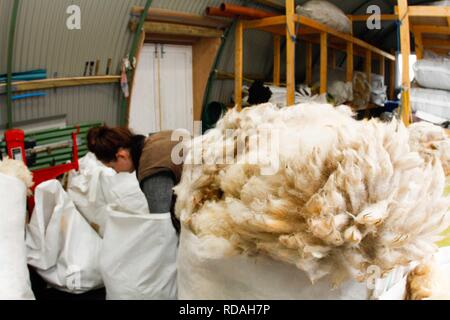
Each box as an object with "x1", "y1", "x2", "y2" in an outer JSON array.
[{"x1": 140, "y1": 171, "x2": 175, "y2": 214}]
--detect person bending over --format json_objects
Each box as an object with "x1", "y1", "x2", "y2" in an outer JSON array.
[{"x1": 87, "y1": 126, "x2": 184, "y2": 232}]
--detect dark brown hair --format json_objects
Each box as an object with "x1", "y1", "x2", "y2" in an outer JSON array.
[{"x1": 87, "y1": 126, "x2": 134, "y2": 163}]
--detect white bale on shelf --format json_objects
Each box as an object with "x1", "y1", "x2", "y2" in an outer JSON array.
[
  {"x1": 296, "y1": 1, "x2": 353, "y2": 35},
  {"x1": 413, "y1": 58, "x2": 450, "y2": 91},
  {"x1": 411, "y1": 88, "x2": 450, "y2": 122}
]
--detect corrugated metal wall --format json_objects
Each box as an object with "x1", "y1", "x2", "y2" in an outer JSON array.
[
  {"x1": 1, "y1": 0, "x2": 407, "y2": 129},
  {"x1": 0, "y1": 0, "x2": 149, "y2": 128},
  {"x1": 0, "y1": 0, "x2": 276, "y2": 128}
]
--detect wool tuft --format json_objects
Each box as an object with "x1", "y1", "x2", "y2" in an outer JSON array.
[{"x1": 0, "y1": 158, "x2": 33, "y2": 194}]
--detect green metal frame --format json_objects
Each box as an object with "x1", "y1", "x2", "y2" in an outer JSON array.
[
  {"x1": 6, "y1": 0, "x2": 20, "y2": 129},
  {"x1": 119, "y1": 0, "x2": 154, "y2": 127}
]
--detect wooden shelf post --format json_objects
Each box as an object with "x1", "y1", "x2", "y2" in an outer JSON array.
[
  {"x1": 414, "y1": 32, "x2": 424, "y2": 60},
  {"x1": 346, "y1": 42, "x2": 353, "y2": 83},
  {"x1": 398, "y1": 0, "x2": 412, "y2": 126},
  {"x1": 235, "y1": 21, "x2": 244, "y2": 111},
  {"x1": 273, "y1": 35, "x2": 281, "y2": 86},
  {"x1": 286, "y1": 0, "x2": 296, "y2": 106},
  {"x1": 320, "y1": 32, "x2": 328, "y2": 94}
]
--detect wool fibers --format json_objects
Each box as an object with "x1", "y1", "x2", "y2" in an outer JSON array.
[
  {"x1": 174, "y1": 103, "x2": 450, "y2": 285},
  {"x1": 0, "y1": 158, "x2": 33, "y2": 194}
]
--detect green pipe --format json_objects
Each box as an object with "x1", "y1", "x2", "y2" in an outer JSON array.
[
  {"x1": 200, "y1": 20, "x2": 237, "y2": 129},
  {"x1": 119, "y1": 0, "x2": 153, "y2": 127},
  {"x1": 6, "y1": 0, "x2": 20, "y2": 129}
]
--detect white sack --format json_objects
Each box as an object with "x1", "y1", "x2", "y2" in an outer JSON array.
[
  {"x1": 297, "y1": 1, "x2": 352, "y2": 35},
  {"x1": 99, "y1": 210, "x2": 178, "y2": 300},
  {"x1": 0, "y1": 172, "x2": 35, "y2": 300},
  {"x1": 411, "y1": 88, "x2": 450, "y2": 122},
  {"x1": 413, "y1": 58, "x2": 450, "y2": 91},
  {"x1": 67, "y1": 153, "x2": 115, "y2": 236},
  {"x1": 67, "y1": 153, "x2": 149, "y2": 237},
  {"x1": 26, "y1": 180, "x2": 103, "y2": 294},
  {"x1": 267, "y1": 85, "x2": 326, "y2": 107},
  {"x1": 328, "y1": 81, "x2": 353, "y2": 105},
  {"x1": 177, "y1": 227, "x2": 371, "y2": 300},
  {"x1": 371, "y1": 74, "x2": 387, "y2": 107}
]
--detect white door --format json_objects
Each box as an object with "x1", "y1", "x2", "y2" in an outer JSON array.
[
  {"x1": 129, "y1": 44, "x2": 160, "y2": 136},
  {"x1": 159, "y1": 45, "x2": 194, "y2": 133},
  {"x1": 129, "y1": 44, "x2": 193, "y2": 135}
]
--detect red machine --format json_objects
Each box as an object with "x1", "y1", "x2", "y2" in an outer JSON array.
[{"x1": 4, "y1": 128, "x2": 80, "y2": 213}]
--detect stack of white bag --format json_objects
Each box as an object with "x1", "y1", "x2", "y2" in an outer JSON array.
[
  {"x1": 412, "y1": 52, "x2": 450, "y2": 123},
  {"x1": 0, "y1": 159, "x2": 35, "y2": 300},
  {"x1": 26, "y1": 152, "x2": 178, "y2": 299}
]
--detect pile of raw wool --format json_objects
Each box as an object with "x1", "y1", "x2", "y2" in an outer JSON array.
[
  {"x1": 408, "y1": 122, "x2": 450, "y2": 176},
  {"x1": 174, "y1": 103, "x2": 450, "y2": 285},
  {"x1": 0, "y1": 158, "x2": 33, "y2": 194},
  {"x1": 406, "y1": 255, "x2": 450, "y2": 300}
]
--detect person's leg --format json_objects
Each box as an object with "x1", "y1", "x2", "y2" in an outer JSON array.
[{"x1": 140, "y1": 171, "x2": 175, "y2": 214}]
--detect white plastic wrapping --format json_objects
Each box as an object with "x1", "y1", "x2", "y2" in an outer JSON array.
[
  {"x1": 177, "y1": 227, "x2": 372, "y2": 300},
  {"x1": 0, "y1": 173, "x2": 35, "y2": 300},
  {"x1": 411, "y1": 88, "x2": 450, "y2": 123},
  {"x1": 67, "y1": 153, "x2": 115, "y2": 236},
  {"x1": 100, "y1": 210, "x2": 178, "y2": 300},
  {"x1": 26, "y1": 180, "x2": 103, "y2": 294},
  {"x1": 67, "y1": 153, "x2": 149, "y2": 237},
  {"x1": 297, "y1": 1, "x2": 352, "y2": 35},
  {"x1": 413, "y1": 58, "x2": 450, "y2": 91}
]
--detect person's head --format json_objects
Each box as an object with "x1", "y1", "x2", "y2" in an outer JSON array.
[{"x1": 87, "y1": 126, "x2": 135, "y2": 173}]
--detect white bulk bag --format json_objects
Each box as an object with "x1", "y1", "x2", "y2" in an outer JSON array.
[
  {"x1": 0, "y1": 173, "x2": 35, "y2": 300},
  {"x1": 411, "y1": 88, "x2": 450, "y2": 123},
  {"x1": 413, "y1": 58, "x2": 450, "y2": 91},
  {"x1": 67, "y1": 153, "x2": 149, "y2": 237},
  {"x1": 99, "y1": 210, "x2": 178, "y2": 300},
  {"x1": 177, "y1": 227, "x2": 371, "y2": 300},
  {"x1": 26, "y1": 180, "x2": 103, "y2": 294},
  {"x1": 67, "y1": 153, "x2": 115, "y2": 236},
  {"x1": 98, "y1": 172, "x2": 150, "y2": 216}
]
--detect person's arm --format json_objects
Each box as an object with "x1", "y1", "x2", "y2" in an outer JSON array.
[{"x1": 140, "y1": 171, "x2": 175, "y2": 214}]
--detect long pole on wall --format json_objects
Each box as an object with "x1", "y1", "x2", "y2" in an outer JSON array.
[
  {"x1": 6, "y1": 0, "x2": 20, "y2": 129},
  {"x1": 120, "y1": 0, "x2": 153, "y2": 127}
]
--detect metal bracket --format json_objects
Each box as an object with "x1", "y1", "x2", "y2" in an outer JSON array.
[{"x1": 161, "y1": 44, "x2": 166, "y2": 59}]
